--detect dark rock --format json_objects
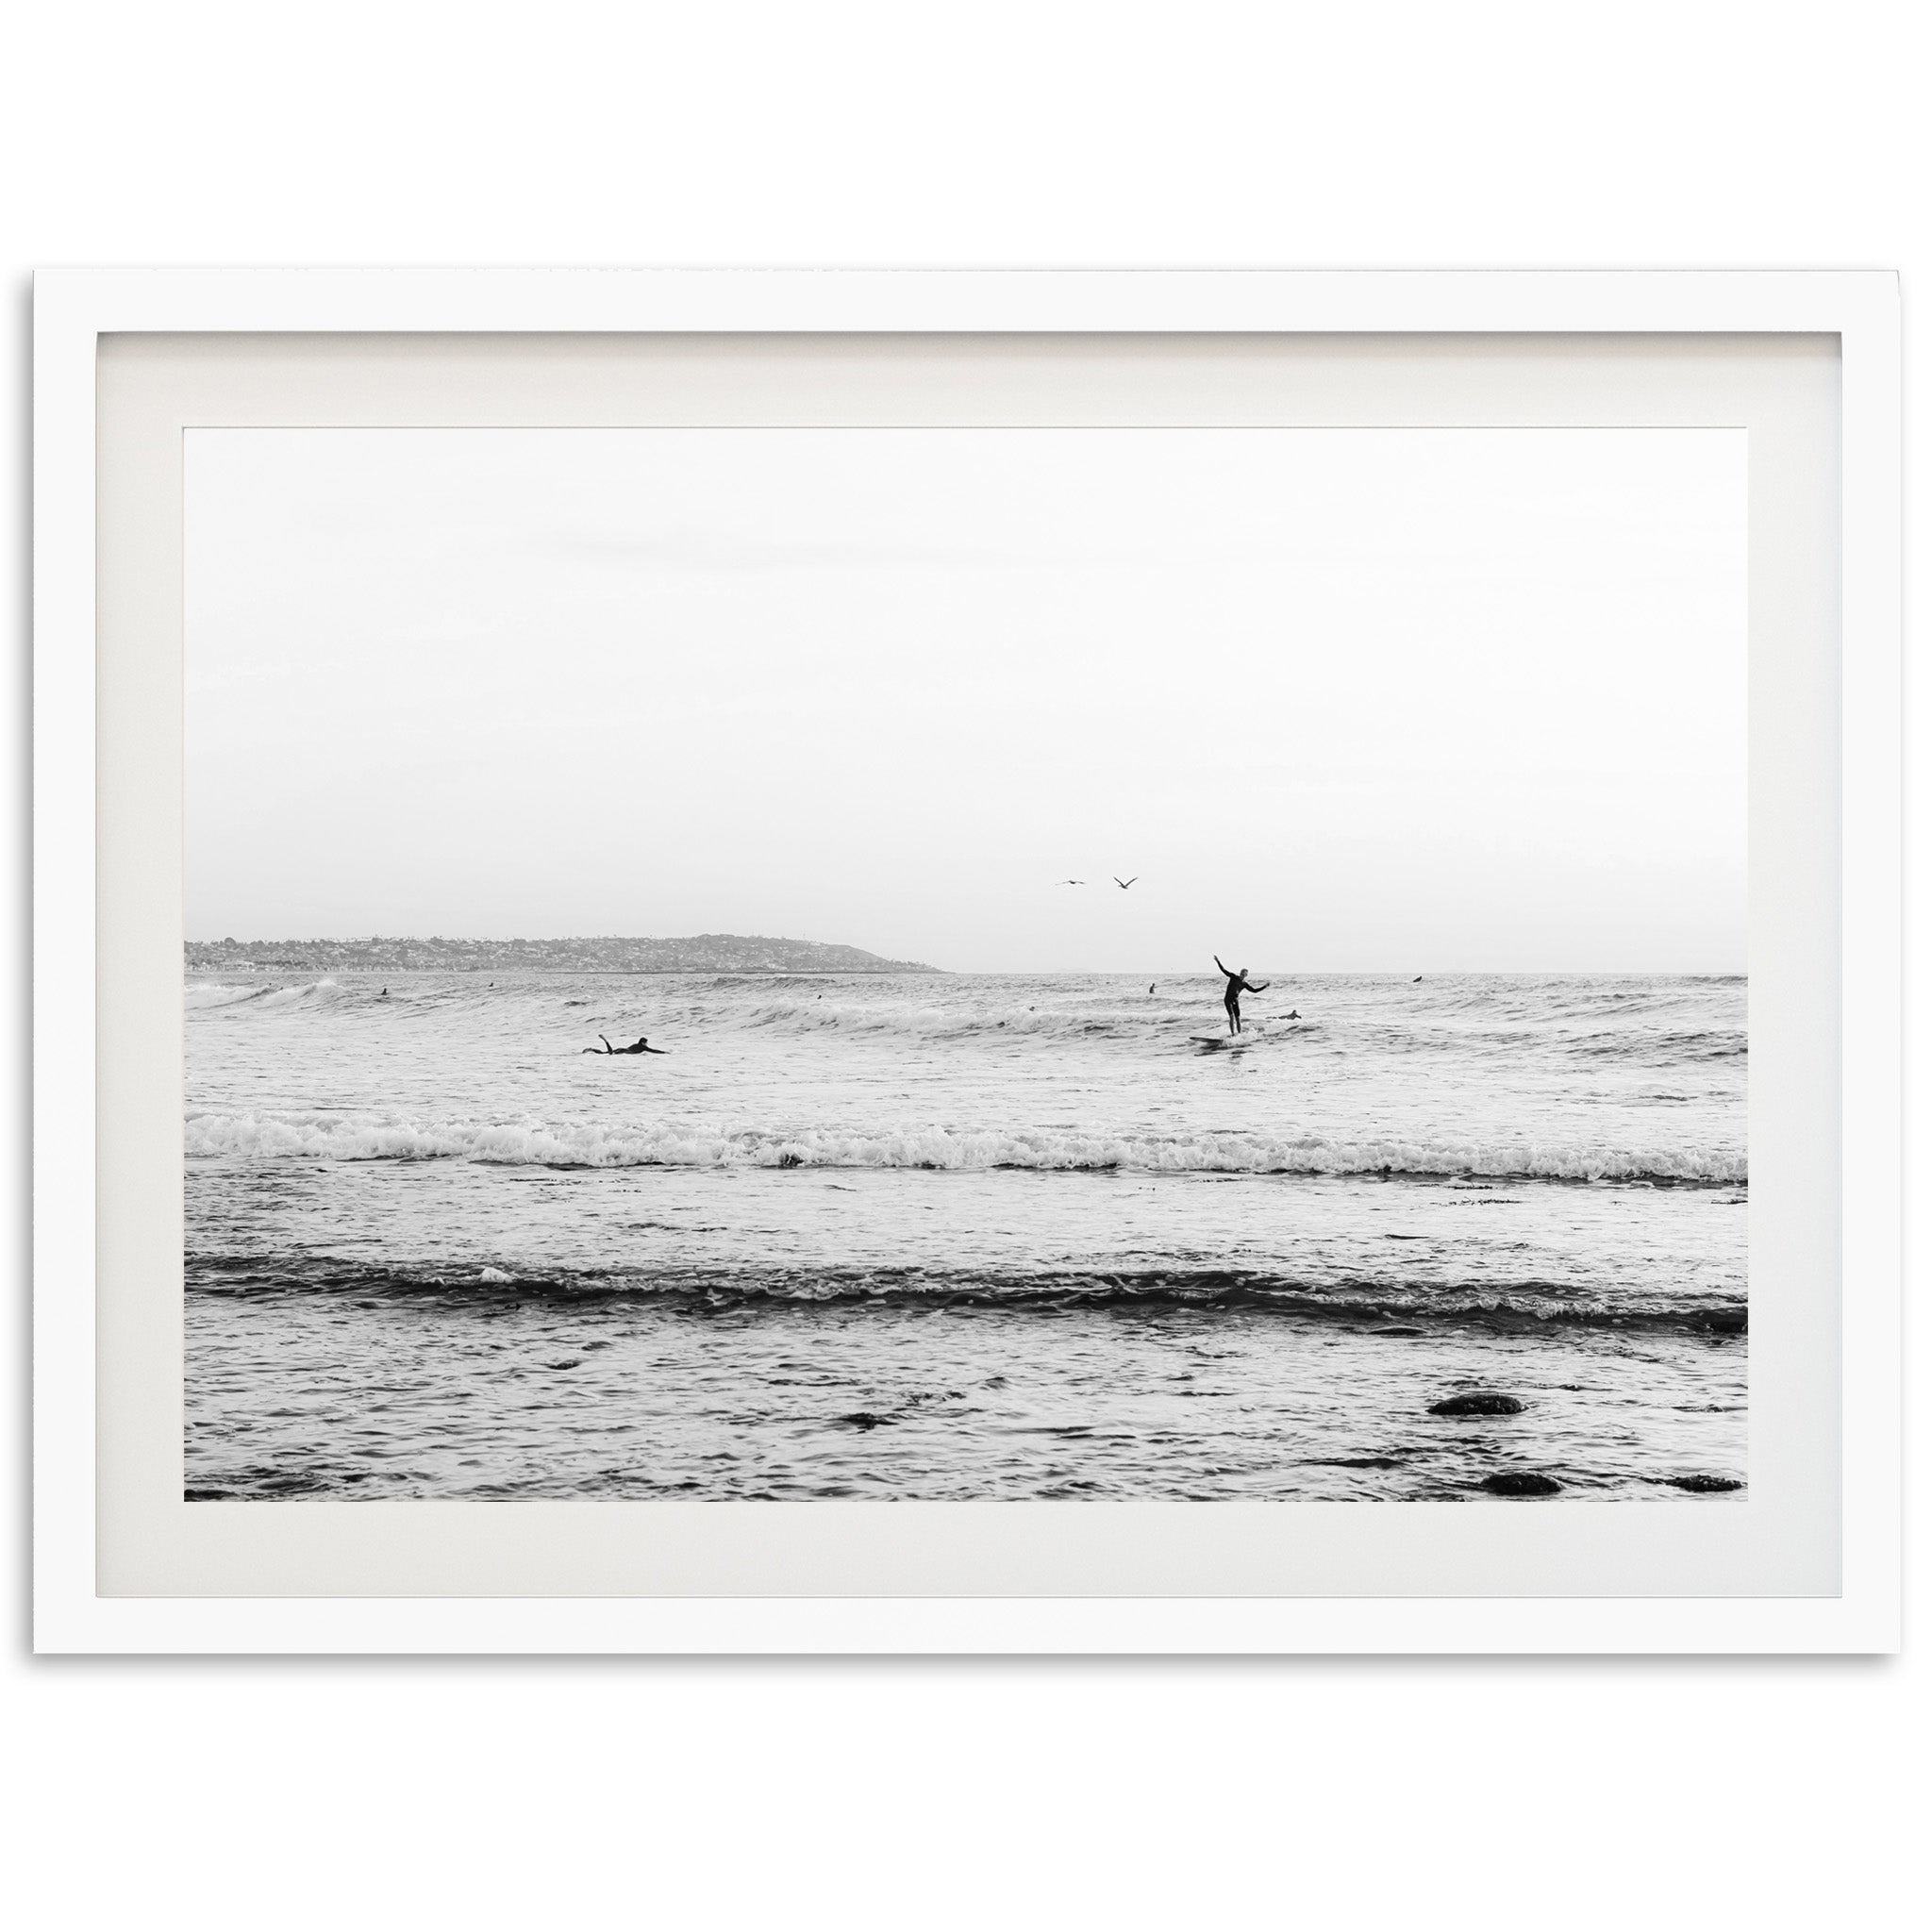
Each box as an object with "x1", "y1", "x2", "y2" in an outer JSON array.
[
  {"x1": 1701, "y1": 1307, "x2": 1748, "y2": 1334},
  {"x1": 837, "y1": 1411, "x2": 889, "y2": 1430},
  {"x1": 1375, "y1": 1326, "x2": 1424, "y2": 1338},
  {"x1": 1481, "y1": 1471, "x2": 1562, "y2": 1496},
  {"x1": 1668, "y1": 1474, "x2": 1743, "y2": 1493},
  {"x1": 1429, "y1": 1392, "x2": 1524, "y2": 1416}
]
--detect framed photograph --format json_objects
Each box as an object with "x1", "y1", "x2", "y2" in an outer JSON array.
[{"x1": 34, "y1": 270, "x2": 1900, "y2": 1652}]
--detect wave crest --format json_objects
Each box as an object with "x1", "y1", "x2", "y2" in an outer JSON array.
[
  {"x1": 185, "y1": 1252, "x2": 1749, "y2": 1331},
  {"x1": 185, "y1": 977, "x2": 346, "y2": 1011}
]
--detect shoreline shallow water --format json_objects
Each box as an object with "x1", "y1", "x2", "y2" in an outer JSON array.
[{"x1": 186, "y1": 1282, "x2": 1746, "y2": 1503}]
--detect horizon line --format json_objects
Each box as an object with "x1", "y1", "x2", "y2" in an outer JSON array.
[{"x1": 182, "y1": 959, "x2": 1747, "y2": 978}]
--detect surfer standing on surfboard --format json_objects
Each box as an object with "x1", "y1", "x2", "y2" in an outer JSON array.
[{"x1": 1213, "y1": 957, "x2": 1270, "y2": 1036}]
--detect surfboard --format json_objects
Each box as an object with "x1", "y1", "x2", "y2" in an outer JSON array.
[{"x1": 1189, "y1": 1032, "x2": 1257, "y2": 1049}]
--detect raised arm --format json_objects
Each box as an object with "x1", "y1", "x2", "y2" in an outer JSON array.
[{"x1": 1213, "y1": 956, "x2": 1229, "y2": 976}]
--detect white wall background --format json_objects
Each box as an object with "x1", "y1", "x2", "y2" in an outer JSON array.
[{"x1": 5, "y1": 4, "x2": 1923, "y2": 1927}]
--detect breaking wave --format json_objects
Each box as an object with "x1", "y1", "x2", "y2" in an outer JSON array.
[
  {"x1": 183, "y1": 1251, "x2": 1748, "y2": 1332},
  {"x1": 185, "y1": 977, "x2": 350, "y2": 1011},
  {"x1": 735, "y1": 997, "x2": 1130, "y2": 1039},
  {"x1": 184, "y1": 1108, "x2": 1746, "y2": 1184}
]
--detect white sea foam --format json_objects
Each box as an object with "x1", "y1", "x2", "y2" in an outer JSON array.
[{"x1": 183, "y1": 1108, "x2": 1745, "y2": 1182}]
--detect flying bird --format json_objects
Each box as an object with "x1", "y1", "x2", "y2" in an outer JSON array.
[
  {"x1": 1058, "y1": 878, "x2": 1085, "y2": 886},
  {"x1": 1114, "y1": 876, "x2": 1138, "y2": 890}
]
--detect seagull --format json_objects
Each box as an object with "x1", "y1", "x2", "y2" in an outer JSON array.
[
  {"x1": 1058, "y1": 878, "x2": 1085, "y2": 885},
  {"x1": 1114, "y1": 876, "x2": 1138, "y2": 890}
]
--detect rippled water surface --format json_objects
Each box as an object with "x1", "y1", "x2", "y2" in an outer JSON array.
[{"x1": 185, "y1": 971, "x2": 1747, "y2": 1500}]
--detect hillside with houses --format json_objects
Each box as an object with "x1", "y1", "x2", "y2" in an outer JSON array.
[{"x1": 184, "y1": 934, "x2": 939, "y2": 974}]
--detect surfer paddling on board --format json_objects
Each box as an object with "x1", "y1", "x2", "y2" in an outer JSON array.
[
  {"x1": 583, "y1": 1034, "x2": 666, "y2": 1057},
  {"x1": 1213, "y1": 957, "x2": 1270, "y2": 1036}
]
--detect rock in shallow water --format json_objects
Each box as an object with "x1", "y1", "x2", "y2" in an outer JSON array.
[
  {"x1": 1429, "y1": 1392, "x2": 1525, "y2": 1416},
  {"x1": 1481, "y1": 1471, "x2": 1562, "y2": 1496},
  {"x1": 1668, "y1": 1474, "x2": 1743, "y2": 1492}
]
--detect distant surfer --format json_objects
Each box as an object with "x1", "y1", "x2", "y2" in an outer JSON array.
[
  {"x1": 1213, "y1": 956, "x2": 1270, "y2": 1035},
  {"x1": 583, "y1": 1034, "x2": 666, "y2": 1057}
]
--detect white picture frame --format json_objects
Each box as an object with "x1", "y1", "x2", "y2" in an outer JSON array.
[{"x1": 34, "y1": 269, "x2": 1901, "y2": 1653}]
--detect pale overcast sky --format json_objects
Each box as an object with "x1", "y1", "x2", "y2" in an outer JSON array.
[{"x1": 185, "y1": 426, "x2": 1745, "y2": 972}]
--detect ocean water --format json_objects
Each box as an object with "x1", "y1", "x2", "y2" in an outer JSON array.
[{"x1": 184, "y1": 971, "x2": 1747, "y2": 1501}]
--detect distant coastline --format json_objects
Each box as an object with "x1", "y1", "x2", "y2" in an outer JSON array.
[{"x1": 184, "y1": 934, "x2": 941, "y2": 974}]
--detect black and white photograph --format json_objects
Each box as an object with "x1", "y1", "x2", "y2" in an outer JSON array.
[
  {"x1": 12, "y1": 4, "x2": 1923, "y2": 1923},
  {"x1": 183, "y1": 423, "x2": 1748, "y2": 1504}
]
